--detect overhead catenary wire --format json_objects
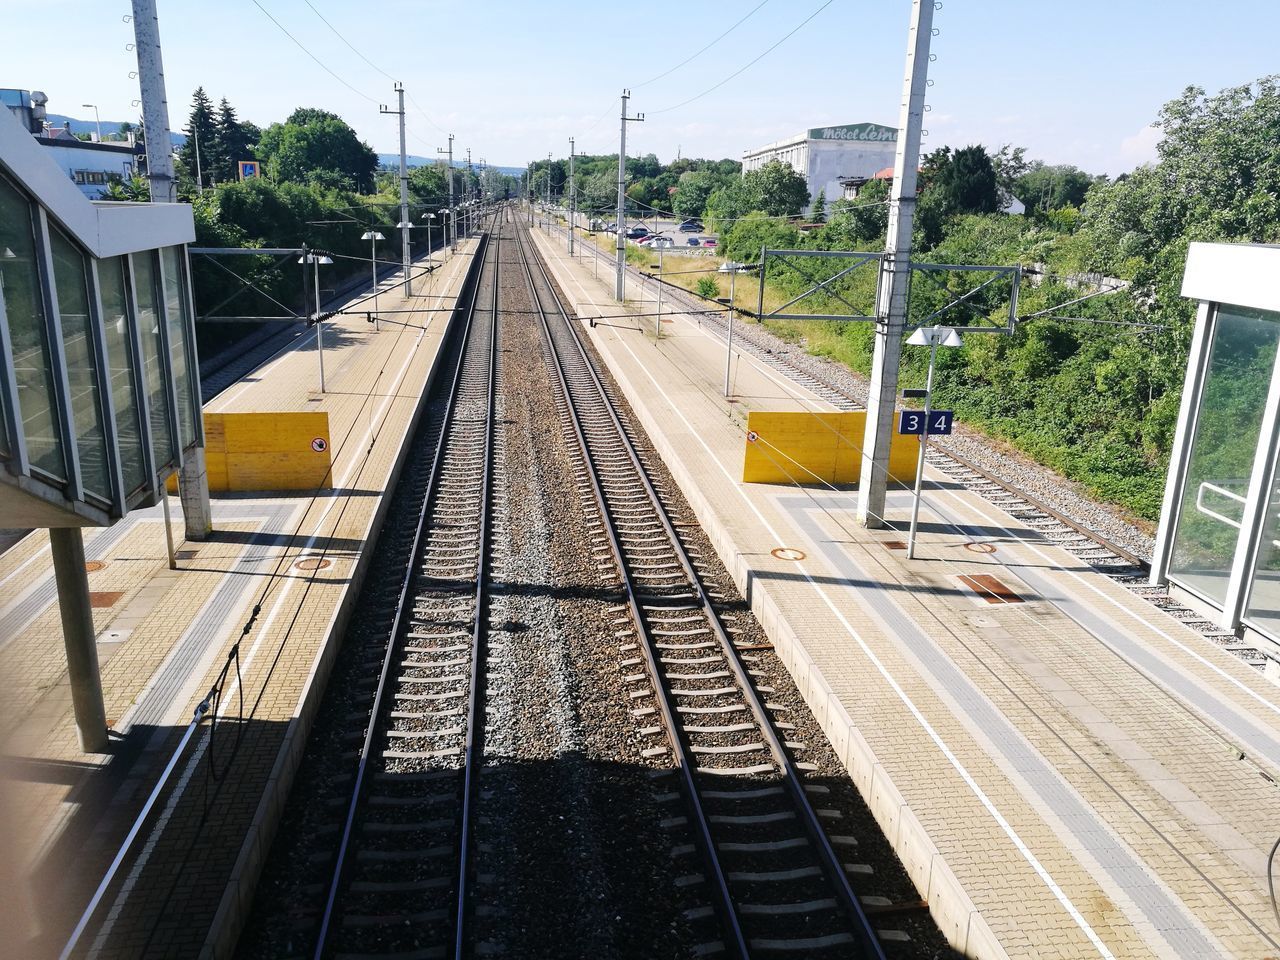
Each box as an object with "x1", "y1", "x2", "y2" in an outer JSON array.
[
  {"x1": 648, "y1": 0, "x2": 836, "y2": 115},
  {"x1": 250, "y1": 0, "x2": 378, "y2": 104},
  {"x1": 634, "y1": 0, "x2": 772, "y2": 87}
]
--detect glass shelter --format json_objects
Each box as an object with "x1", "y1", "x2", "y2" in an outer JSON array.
[
  {"x1": 1152, "y1": 243, "x2": 1280, "y2": 657},
  {"x1": 0, "y1": 108, "x2": 201, "y2": 528},
  {"x1": 1, "y1": 102, "x2": 205, "y2": 751}
]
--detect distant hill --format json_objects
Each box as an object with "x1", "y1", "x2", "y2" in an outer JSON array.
[{"x1": 46, "y1": 112, "x2": 184, "y2": 146}]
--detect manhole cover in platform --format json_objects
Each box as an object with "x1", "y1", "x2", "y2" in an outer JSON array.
[
  {"x1": 89, "y1": 591, "x2": 124, "y2": 608},
  {"x1": 963, "y1": 541, "x2": 998, "y2": 554},
  {"x1": 883, "y1": 540, "x2": 907, "y2": 551},
  {"x1": 176, "y1": 549, "x2": 200, "y2": 561},
  {"x1": 957, "y1": 574, "x2": 1023, "y2": 604},
  {"x1": 294, "y1": 557, "x2": 332, "y2": 571},
  {"x1": 84, "y1": 560, "x2": 106, "y2": 573},
  {"x1": 771, "y1": 547, "x2": 806, "y2": 562}
]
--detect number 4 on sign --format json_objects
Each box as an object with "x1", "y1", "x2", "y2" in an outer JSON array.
[{"x1": 898, "y1": 410, "x2": 953, "y2": 436}]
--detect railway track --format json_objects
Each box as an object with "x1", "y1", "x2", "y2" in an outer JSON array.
[
  {"x1": 516, "y1": 222, "x2": 888, "y2": 958},
  {"x1": 309, "y1": 220, "x2": 500, "y2": 959}
]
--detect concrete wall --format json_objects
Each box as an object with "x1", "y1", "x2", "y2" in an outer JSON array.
[{"x1": 808, "y1": 139, "x2": 896, "y2": 210}]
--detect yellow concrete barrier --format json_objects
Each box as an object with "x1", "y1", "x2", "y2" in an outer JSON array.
[
  {"x1": 742, "y1": 410, "x2": 918, "y2": 485},
  {"x1": 168, "y1": 412, "x2": 332, "y2": 493}
]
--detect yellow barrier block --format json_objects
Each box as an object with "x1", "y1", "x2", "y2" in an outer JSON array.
[
  {"x1": 167, "y1": 411, "x2": 332, "y2": 493},
  {"x1": 742, "y1": 410, "x2": 918, "y2": 485}
]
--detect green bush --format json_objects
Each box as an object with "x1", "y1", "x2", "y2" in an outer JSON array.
[{"x1": 695, "y1": 276, "x2": 720, "y2": 299}]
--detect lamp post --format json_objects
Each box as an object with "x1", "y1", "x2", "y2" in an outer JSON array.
[
  {"x1": 81, "y1": 103, "x2": 102, "y2": 142},
  {"x1": 298, "y1": 252, "x2": 335, "y2": 392},
  {"x1": 718, "y1": 261, "x2": 745, "y2": 397},
  {"x1": 421, "y1": 210, "x2": 437, "y2": 261},
  {"x1": 360, "y1": 230, "x2": 385, "y2": 330},
  {"x1": 905, "y1": 325, "x2": 963, "y2": 559},
  {"x1": 395, "y1": 221, "x2": 415, "y2": 296}
]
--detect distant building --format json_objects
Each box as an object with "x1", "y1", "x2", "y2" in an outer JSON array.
[
  {"x1": 742, "y1": 122, "x2": 898, "y2": 213},
  {"x1": 2, "y1": 88, "x2": 139, "y2": 199}
]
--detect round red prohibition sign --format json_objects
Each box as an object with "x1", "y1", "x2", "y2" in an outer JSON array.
[
  {"x1": 746, "y1": 430, "x2": 759, "y2": 443},
  {"x1": 311, "y1": 437, "x2": 328, "y2": 453}
]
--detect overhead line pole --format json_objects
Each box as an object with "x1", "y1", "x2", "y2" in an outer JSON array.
[
  {"x1": 616, "y1": 89, "x2": 644, "y2": 302},
  {"x1": 856, "y1": 0, "x2": 935, "y2": 527},
  {"x1": 439, "y1": 134, "x2": 456, "y2": 252},
  {"x1": 568, "y1": 137, "x2": 576, "y2": 255},
  {"x1": 380, "y1": 83, "x2": 413, "y2": 297}
]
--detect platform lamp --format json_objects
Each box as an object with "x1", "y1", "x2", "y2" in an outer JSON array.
[
  {"x1": 905, "y1": 324, "x2": 963, "y2": 559},
  {"x1": 360, "y1": 230, "x2": 385, "y2": 331},
  {"x1": 420, "y1": 211, "x2": 437, "y2": 263},
  {"x1": 298, "y1": 251, "x2": 334, "y2": 392},
  {"x1": 395, "y1": 220, "x2": 415, "y2": 296}
]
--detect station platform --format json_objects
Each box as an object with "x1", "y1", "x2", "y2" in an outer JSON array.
[
  {"x1": 0, "y1": 240, "x2": 478, "y2": 960},
  {"x1": 529, "y1": 225, "x2": 1280, "y2": 960}
]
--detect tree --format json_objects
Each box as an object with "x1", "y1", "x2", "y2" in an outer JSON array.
[
  {"x1": 1016, "y1": 163, "x2": 1098, "y2": 213},
  {"x1": 744, "y1": 160, "x2": 810, "y2": 217},
  {"x1": 704, "y1": 177, "x2": 759, "y2": 231},
  {"x1": 811, "y1": 188, "x2": 826, "y2": 223},
  {"x1": 211, "y1": 98, "x2": 255, "y2": 184},
  {"x1": 824, "y1": 177, "x2": 889, "y2": 245},
  {"x1": 257, "y1": 107, "x2": 379, "y2": 192},
  {"x1": 928, "y1": 145, "x2": 1000, "y2": 217},
  {"x1": 178, "y1": 87, "x2": 217, "y2": 190},
  {"x1": 672, "y1": 169, "x2": 718, "y2": 219},
  {"x1": 992, "y1": 144, "x2": 1030, "y2": 210}
]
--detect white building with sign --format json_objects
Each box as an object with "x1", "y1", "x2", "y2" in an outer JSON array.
[{"x1": 741, "y1": 122, "x2": 898, "y2": 214}]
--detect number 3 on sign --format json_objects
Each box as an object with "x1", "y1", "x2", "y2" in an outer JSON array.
[{"x1": 898, "y1": 411, "x2": 925, "y2": 435}]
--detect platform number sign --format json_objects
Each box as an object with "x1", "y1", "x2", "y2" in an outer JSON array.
[{"x1": 898, "y1": 410, "x2": 954, "y2": 436}]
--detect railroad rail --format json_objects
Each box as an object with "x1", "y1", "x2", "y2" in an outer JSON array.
[
  {"x1": 310, "y1": 219, "x2": 499, "y2": 959},
  {"x1": 516, "y1": 221, "x2": 887, "y2": 958}
]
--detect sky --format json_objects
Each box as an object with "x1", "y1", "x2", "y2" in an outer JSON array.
[{"x1": 4, "y1": 0, "x2": 1279, "y2": 176}]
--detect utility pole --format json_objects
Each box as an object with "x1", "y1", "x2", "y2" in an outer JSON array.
[
  {"x1": 568, "y1": 137, "x2": 576, "y2": 255},
  {"x1": 546, "y1": 152, "x2": 552, "y2": 209},
  {"x1": 130, "y1": 0, "x2": 176, "y2": 202},
  {"x1": 466, "y1": 146, "x2": 473, "y2": 207},
  {"x1": 856, "y1": 0, "x2": 935, "y2": 528},
  {"x1": 616, "y1": 89, "x2": 644, "y2": 302},
  {"x1": 527, "y1": 161, "x2": 533, "y2": 224},
  {"x1": 380, "y1": 83, "x2": 413, "y2": 296},
  {"x1": 192, "y1": 125, "x2": 203, "y2": 196},
  {"x1": 439, "y1": 135, "x2": 456, "y2": 252}
]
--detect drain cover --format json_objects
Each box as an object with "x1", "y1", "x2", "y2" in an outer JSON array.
[
  {"x1": 294, "y1": 557, "x2": 332, "y2": 571},
  {"x1": 771, "y1": 547, "x2": 806, "y2": 561},
  {"x1": 84, "y1": 560, "x2": 106, "y2": 572}
]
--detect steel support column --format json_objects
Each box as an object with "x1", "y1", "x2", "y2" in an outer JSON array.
[{"x1": 50, "y1": 527, "x2": 108, "y2": 752}]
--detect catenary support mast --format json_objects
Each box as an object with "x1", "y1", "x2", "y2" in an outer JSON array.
[{"x1": 856, "y1": 0, "x2": 935, "y2": 527}]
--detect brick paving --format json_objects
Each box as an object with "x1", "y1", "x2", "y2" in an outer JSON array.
[
  {"x1": 530, "y1": 225, "x2": 1280, "y2": 960},
  {"x1": 0, "y1": 243, "x2": 478, "y2": 960}
]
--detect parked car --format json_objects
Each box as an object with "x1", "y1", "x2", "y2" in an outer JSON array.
[
  {"x1": 650, "y1": 236, "x2": 675, "y2": 248},
  {"x1": 702, "y1": 238, "x2": 718, "y2": 248},
  {"x1": 626, "y1": 226, "x2": 650, "y2": 239},
  {"x1": 686, "y1": 236, "x2": 702, "y2": 246},
  {"x1": 679, "y1": 220, "x2": 704, "y2": 232},
  {"x1": 637, "y1": 234, "x2": 655, "y2": 245}
]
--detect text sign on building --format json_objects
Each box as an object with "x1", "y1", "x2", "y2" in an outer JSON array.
[
  {"x1": 807, "y1": 122, "x2": 898, "y2": 143},
  {"x1": 238, "y1": 160, "x2": 260, "y2": 180},
  {"x1": 898, "y1": 410, "x2": 954, "y2": 436}
]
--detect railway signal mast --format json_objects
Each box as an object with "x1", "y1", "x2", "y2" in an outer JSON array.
[
  {"x1": 856, "y1": 0, "x2": 936, "y2": 528},
  {"x1": 380, "y1": 83, "x2": 414, "y2": 297},
  {"x1": 615, "y1": 89, "x2": 644, "y2": 301}
]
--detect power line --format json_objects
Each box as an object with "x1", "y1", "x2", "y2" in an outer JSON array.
[
  {"x1": 250, "y1": 0, "x2": 378, "y2": 104},
  {"x1": 635, "y1": 0, "x2": 771, "y2": 87},
  {"x1": 649, "y1": 0, "x2": 836, "y2": 116},
  {"x1": 301, "y1": 0, "x2": 398, "y2": 82}
]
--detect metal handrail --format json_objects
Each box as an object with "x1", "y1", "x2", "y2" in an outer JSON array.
[{"x1": 1196, "y1": 480, "x2": 1247, "y2": 530}]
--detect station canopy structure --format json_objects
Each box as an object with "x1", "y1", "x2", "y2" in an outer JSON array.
[{"x1": 1152, "y1": 242, "x2": 1280, "y2": 656}]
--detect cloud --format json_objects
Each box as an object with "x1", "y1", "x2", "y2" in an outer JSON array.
[{"x1": 1119, "y1": 124, "x2": 1162, "y2": 169}]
